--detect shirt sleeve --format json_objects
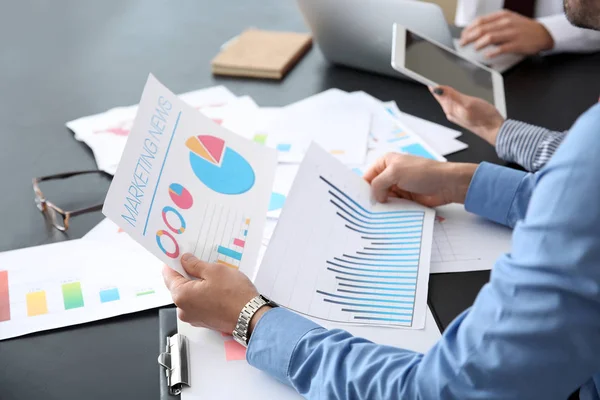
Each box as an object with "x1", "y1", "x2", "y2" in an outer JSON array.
[
  {"x1": 248, "y1": 104, "x2": 600, "y2": 400},
  {"x1": 495, "y1": 120, "x2": 567, "y2": 172},
  {"x1": 538, "y1": 13, "x2": 600, "y2": 54},
  {"x1": 463, "y1": 162, "x2": 534, "y2": 228}
]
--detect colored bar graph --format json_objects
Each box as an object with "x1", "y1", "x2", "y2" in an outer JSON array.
[
  {"x1": 401, "y1": 143, "x2": 436, "y2": 160},
  {"x1": 217, "y1": 246, "x2": 243, "y2": 261},
  {"x1": 233, "y1": 239, "x2": 245, "y2": 248},
  {"x1": 276, "y1": 143, "x2": 292, "y2": 152},
  {"x1": 26, "y1": 291, "x2": 48, "y2": 316},
  {"x1": 0, "y1": 271, "x2": 10, "y2": 322},
  {"x1": 99, "y1": 288, "x2": 120, "y2": 303},
  {"x1": 136, "y1": 289, "x2": 155, "y2": 297},
  {"x1": 62, "y1": 282, "x2": 84, "y2": 310},
  {"x1": 253, "y1": 134, "x2": 267, "y2": 145},
  {"x1": 217, "y1": 260, "x2": 239, "y2": 270}
]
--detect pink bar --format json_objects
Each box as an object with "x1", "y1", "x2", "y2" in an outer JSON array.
[{"x1": 233, "y1": 239, "x2": 245, "y2": 248}]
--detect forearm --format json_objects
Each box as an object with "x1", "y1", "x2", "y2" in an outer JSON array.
[{"x1": 496, "y1": 120, "x2": 567, "y2": 172}]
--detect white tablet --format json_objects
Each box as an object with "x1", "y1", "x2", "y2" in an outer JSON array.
[{"x1": 391, "y1": 23, "x2": 506, "y2": 118}]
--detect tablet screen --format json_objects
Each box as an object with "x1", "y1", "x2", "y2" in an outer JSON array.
[{"x1": 405, "y1": 31, "x2": 495, "y2": 103}]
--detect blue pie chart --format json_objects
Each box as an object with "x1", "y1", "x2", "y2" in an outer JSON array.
[{"x1": 186, "y1": 135, "x2": 255, "y2": 195}]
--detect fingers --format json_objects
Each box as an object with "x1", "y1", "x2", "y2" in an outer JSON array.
[
  {"x1": 370, "y1": 164, "x2": 400, "y2": 203},
  {"x1": 181, "y1": 253, "x2": 210, "y2": 279},
  {"x1": 429, "y1": 86, "x2": 464, "y2": 120},
  {"x1": 461, "y1": 10, "x2": 510, "y2": 45},
  {"x1": 363, "y1": 155, "x2": 388, "y2": 184},
  {"x1": 473, "y1": 30, "x2": 514, "y2": 51},
  {"x1": 485, "y1": 43, "x2": 518, "y2": 58},
  {"x1": 162, "y1": 264, "x2": 188, "y2": 292}
]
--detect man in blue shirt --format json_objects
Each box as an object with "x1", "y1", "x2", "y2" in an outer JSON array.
[{"x1": 162, "y1": 1, "x2": 600, "y2": 398}]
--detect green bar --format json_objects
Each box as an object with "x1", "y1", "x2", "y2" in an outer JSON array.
[
  {"x1": 62, "y1": 282, "x2": 84, "y2": 310},
  {"x1": 253, "y1": 134, "x2": 267, "y2": 145},
  {"x1": 136, "y1": 289, "x2": 155, "y2": 297}
]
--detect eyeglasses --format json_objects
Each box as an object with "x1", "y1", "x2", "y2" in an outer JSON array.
[{"x1": 33, "y1": 170, "x2": 110, "y2": 231}]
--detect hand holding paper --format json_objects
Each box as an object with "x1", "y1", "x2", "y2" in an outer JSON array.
[{"x1": 162, "y1": 254, "x2": 259, "y2": 333}]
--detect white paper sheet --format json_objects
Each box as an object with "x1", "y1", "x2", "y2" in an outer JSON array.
[
  {"x1": 256, "y1": 144, "x2": 435, "y2": 329},
  {"x1": 179, "y1": 304, "x2": 441, "y2": 400},
  {"x1": 267, "y1": 164, "x2": 299, "y2": 219},
  {"x1": 430, "y1": 204, "x2": 512, "y2": 273},
  {"x1": 383, "y1": 101, "x2": 468, "y2": 157},
  {"x1": 0, "y1": 240, "x2": 171, "y2": 340},
  {"x1": 102, "y1": 75, "x2": 276, "y2": 278},
  {"x1": 67, "y1": 86, "x2": 238, "y2": 175},
  {"x1": 262, "y1": 89, "x2": 371, "y2": 165}
]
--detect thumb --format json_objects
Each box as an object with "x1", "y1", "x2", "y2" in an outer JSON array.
[
  {"x1": 429, "y1": 85, "x2": 466, "y2": 117},
  {"x1": 180, "y1": 253, "x2": 209, "y2": 279},
  {"x1": 370, "y1": 166, "x2": 399, "y2": 203}
]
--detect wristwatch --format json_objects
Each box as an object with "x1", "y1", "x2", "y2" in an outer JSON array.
[{"x1": 232, "y1": 294, "x2": 277, "y2": 348}]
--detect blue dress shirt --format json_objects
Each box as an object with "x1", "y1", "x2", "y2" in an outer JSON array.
[{"x1": 247, "y1": 103, "x2": 600, "y2": 399}]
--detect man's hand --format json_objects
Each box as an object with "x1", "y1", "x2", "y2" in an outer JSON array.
[
  {"x1": 162, "y1": 254, "x2": 260, "y2": 334},
  {"x1": 460, "y1": 10, "x2": 554, "y2": 58},
  {"x1": 430, "y1": 86, "x2": 505, "y2": 145},
  {"x1": 364, "y1": 153, "x2": 477, "y2": 206}
]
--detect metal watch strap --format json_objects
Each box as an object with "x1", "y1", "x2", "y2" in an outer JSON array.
[{"x1": 232, "y1": 294, "x2": 276, "y2": 348}]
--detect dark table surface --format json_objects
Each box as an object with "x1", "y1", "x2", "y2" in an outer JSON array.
[{"x1": 1, "y1": 1, "x2": 600, "y2": 399}]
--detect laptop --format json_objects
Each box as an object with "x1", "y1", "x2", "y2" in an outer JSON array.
[{"x1": 296, "y1": 0, "x2": 523, "y2": 78}]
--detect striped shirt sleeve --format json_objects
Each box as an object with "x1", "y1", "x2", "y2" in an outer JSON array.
[{"x1": 495, "y1": 120, "x2": 568, "y2": 172}]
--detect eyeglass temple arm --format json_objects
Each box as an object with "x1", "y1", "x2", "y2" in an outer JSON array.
[
  {"x1": 69, "y1": 203, "x2": 104, "y2": 217},
  {"x1": 36, "y1": 170, "x2": 111, "y2": 182}
]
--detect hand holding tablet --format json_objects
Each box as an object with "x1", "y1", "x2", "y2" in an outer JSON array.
[{"x1": 391, "y1": 23, "x2": 507, "y2": 118}]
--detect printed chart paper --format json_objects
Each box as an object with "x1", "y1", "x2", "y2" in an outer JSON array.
[
  {"x1": 179, "y1": 305, "x2": 441, "y2": 400},
  {"x1": 67, "y1": 86, "x2": 238, "y2": 175},
  {"x1": 430, "y1": 204, "x2": 512, "y2": 273},
  {"x1": 0, "y1": 240, "x2": 171, "y2": 340},
  {"x1": 262, "y1": 89, "x2": 371, "y2": 165},
  {"x1": 256, "y1": 144, "x2": 435, "y2": 329},
  {"x1": 103, "y1": 75, "x2": 276, "y2": 277}
]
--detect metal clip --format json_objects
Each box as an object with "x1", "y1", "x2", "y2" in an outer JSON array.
[{"x1": 158, "y1": 334, "x2": 190, "y2": 395}]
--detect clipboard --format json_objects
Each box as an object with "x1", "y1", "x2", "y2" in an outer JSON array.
[{"x1": 158, "y1": 307, "x2": 190, "y2": 399}]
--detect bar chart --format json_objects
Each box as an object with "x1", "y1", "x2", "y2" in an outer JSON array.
[
  {"x1": 315, "y1": 176, "x2": 424, "y2": 326},
  {"x1": 193, "y1": 203, "x2": 251, "y2": 270},
  {"x1": 0, "y1": 240, "x2": 172, "y2": 340},
  {"x1": 256, "y1": 144, "x2": 434, "y2": 329}
]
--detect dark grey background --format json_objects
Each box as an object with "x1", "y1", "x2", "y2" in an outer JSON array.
[{"x1": 1, "y1": 1, "x2": 600, "y2": 399}]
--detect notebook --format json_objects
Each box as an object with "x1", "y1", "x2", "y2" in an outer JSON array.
[{"x1": 211, "y1": 29, "x2": 312, "y2": 80}]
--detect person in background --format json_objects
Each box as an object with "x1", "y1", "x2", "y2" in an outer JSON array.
[
  {"x1": 162, "y1": 1, "x2": 600, "y2": 398},
  {"x1": 429, "y1": 84, "x2": 566, "y2": 172},
  {"x1": 457, "y1": 0, "x2": 600, "y2": 58}
]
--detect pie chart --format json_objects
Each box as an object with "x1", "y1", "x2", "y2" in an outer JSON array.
[
  {"x1": 186, "y1": 135, "x2": 255, "y2": 195},
  {"x1": 168, "y1": 183, "x2": 193, "y2": 209}
]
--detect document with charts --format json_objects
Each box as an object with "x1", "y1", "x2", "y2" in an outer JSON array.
[
  {"x1": 255, "y1": 144, "x2": 435, "y2": 329},
  {"x1": 103, "y1": 75, "x2": 276, "y2": 277}
]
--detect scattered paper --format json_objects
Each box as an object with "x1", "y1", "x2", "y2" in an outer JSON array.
[
  {"x1": 102, "y1": 75, "x2": 276, "y2": 278},
  {"x1": 0, "y1": 240, "x2": 171, "y2": 340},
  {"x1": 67, "y1": 86, "x2": 238, "y2": 174},
  {"x1": 430, "y1": 203, "x2": 512, "y2": 273},
  {"x1": 256, "y1": 144, "x2": 435, "y2": 329},
  {"x1": 267, "y1": 164, "x2": 299, "y2": 219},
  {"x1": 261, "y1": 89, "x2": 371, "y2": 165}
]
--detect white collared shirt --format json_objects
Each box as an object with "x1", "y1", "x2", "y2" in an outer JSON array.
[{"x1": 455, "y1": 0, "x2": 600, "y2": 53}]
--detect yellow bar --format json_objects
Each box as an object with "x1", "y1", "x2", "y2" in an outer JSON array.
[
  {"x1": 26, "y1": 291, "x2": 48, "y2": 316},
  {"x1": 217, "y1": 260, "x2": 239, "y2": 270},
  {"x1": 245, "y1": 218, "x2": 250, "y2": 225},
  {"x1": 330, "y1": 150, "x2": 345, "y2": 155}
]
